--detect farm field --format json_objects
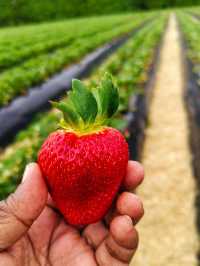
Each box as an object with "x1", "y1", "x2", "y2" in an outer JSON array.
[
  {"x1": 1, "y1": 5, "x2": 200, "y2": 266},
  {"x1": 0, "y1": 14, "x2": 167, "y2": 198},
  {"x1": 0, "y1": 13, "x2": 152, "y2": 107}
]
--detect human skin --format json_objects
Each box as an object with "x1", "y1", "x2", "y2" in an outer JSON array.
[{"x1": 0, "y1": 161, "x2": 144, "y2": 266}]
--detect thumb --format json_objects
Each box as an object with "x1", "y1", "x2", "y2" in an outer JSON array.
[{"x1": 0, "y1": 163, "x2": 48, "y2": 251}]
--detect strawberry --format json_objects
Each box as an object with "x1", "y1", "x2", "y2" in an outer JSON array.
[{"x1": 38, "y1": 73, "x2": 129, "y2": 226}]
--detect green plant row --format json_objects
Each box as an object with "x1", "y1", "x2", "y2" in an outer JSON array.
[
  {"x1": 0, "y1": 14, "x2": 143, "y2": 70},
  {"x1": 185, "y1": 7, "x2": 200, "y2": 17},
  {"x1": 0, "y1": 14, "x2": 134, "y2": 44},
  {"x1": 0, "y1": 15, "x2": 151, "y2": 107},
  {"x1": 0, "y1": 15, "x2": 167, "y2": 199},
  {"x1": 178, "y1": 12, "x2": 200, "y2": 67},
  {"x1": 86, "y1": 18, "x2": 164, "y2": 112}
]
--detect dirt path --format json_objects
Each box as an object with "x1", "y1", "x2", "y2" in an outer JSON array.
[{"x1": 131, "y1": 14, "x2": 199, "y2": 266}]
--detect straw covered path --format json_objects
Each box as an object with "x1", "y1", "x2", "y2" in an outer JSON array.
[{"x1": 131, "y1": 14, "x2": 199, "y2": 266}]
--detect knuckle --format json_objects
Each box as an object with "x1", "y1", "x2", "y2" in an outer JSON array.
[
  {"x1": 106, "y1": 237, "x2": 133, "y2": 263},
  {"x1": 95, "y1": 247, "x2": 108, "y2": 266},
  {"x1": 0, "y1": 194, "x2": 31, "y2": 228},
  {"x1": 0, "y1": 200, "x2": 11, "y2": 221}
]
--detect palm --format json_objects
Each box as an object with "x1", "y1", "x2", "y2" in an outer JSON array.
[{"x1": 4, "y1": 205, "x2": 98, "y2": 266}]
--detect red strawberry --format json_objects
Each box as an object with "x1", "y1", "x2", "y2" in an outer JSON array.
[{"x1": 38, "y1": 73, "x2": 129, "y2": 226}]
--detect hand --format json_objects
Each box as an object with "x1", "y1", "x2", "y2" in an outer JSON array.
[{"x1": 0, "y1": 161, "x2": 144, "y2": 266}]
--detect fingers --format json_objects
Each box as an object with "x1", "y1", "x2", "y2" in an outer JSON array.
[
  {"x1": 110, "y1": 216, "x2": 138, "y2": 249},
  {"x1": 82, "y1": 221, "x2": 108, "y2": 249},
  {"x1": 105, "y1": 191, "x2": 144, "y2": 226},
  {"x1": 96, "y1": 241, "x2": 128, "y2": 266},
  {"x1": 117, "y1": 192, "x2": 144, "y2": 225},
  {"x1": 123, "y1": 161, "x2": 144, "y2": 190},
  {"x1": 96, "y1": 215, "x2": 138, "y2": 265},
  {"x1": 104, "y1": 161, "x2": 144, "y2": 226},
  {"x1": 105, "y1": 235, "x2": 134, "y2": 263},
  {"x1": 0, "y1": 163, "x2": 47, "y2": 251}
]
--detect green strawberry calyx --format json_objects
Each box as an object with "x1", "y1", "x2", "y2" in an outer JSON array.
[{"x1": 52, "y1": 72, "x2": 119, "y2": 135}]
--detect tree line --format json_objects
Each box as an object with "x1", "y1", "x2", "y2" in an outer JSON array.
[{"x1": 0, "y1": 0, "x2": 198, "y2": 26}]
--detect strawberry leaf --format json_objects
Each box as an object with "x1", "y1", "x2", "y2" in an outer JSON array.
[
  {"x1": 98, "y1": 73, "x2": 119, "y2": 118},
  {"x1": 71, "y1": 79, "x2": 98, "y2": 123},
  {"x1": 52, "y1": 73, "x2": 119, "y2": 132},
  {"x1": 52, "y1": 101, "x2": 80, "y2": 126},
  {"x1": 109, "y1": 118, "x2": 128, "y2": 131}
]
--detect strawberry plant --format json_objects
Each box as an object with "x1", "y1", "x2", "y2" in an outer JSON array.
[{"x1": 178, "y1": 12, "x2": 200, "y2": 65}]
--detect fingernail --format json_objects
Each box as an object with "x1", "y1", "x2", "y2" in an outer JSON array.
[{"x1": 22, "y1": 163, "x2": 34, "y2": 183}]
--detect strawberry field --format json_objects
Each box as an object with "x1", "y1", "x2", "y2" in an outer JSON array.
[
  {"x1": 1, "y1": 2, "x2": 200, "y2": 265},
  {"x1": 0, "y1": 13, "x2": 167, "y2": 198}
]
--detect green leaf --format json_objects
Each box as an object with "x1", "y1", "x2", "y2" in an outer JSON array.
[
  {"x1": 51, "y1": 101, "x2": 80, "y2": 126},
  {"x1": 91, "y1": 86, "x2": 102, "y2": 113},
  {"x1": 98, "y1": 72, "x2": 119, "y2": 118},
  {"x1": 70, "y1": 79, "x2": 98, "y2": 123},
  {"x1": 109, "y1": 118, "x2": 128, "y2": 132}
]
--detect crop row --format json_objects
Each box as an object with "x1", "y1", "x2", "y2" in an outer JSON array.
[
  {"x1": 0, "y1": 14, "x2": 143, "y2": 70},
  {"x1": 0, "y1": 15, "x2": 167, "y2": 199},
  {"x1": 178, "y1": 12, "x2": 200, "y2": 67},
  {"x1": 0, "y1": 15, "x2": 151, "y2": 107},
  {"x1": 185, "y1": 7, "x2": 200, "y2": 18}
]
